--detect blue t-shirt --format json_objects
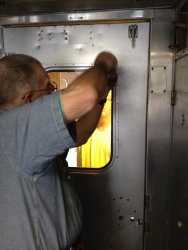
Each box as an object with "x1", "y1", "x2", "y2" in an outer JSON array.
[{"x1": 0, "y1": 91, "x2": 79, "y2": 250}]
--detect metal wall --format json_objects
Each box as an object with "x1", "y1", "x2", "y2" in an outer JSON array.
[
  {"x1": 168, "y1": 51, "x2": 188, "y2": 250},
  {"x1": 145, "y1": 9, "x2": 175, "y2": 250}
]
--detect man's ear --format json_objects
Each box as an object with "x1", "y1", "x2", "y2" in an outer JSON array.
[{"x1": 22, "y1": 92, "x2": 33, "y2": 104}]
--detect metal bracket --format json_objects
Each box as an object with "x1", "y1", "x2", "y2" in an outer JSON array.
[{"x1": 128, "y1": 24, "x2": 138, "y2": 48}]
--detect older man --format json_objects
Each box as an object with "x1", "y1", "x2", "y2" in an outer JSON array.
[{"x1": 0, "y1": 52, "x2": 117, "y2": 250}]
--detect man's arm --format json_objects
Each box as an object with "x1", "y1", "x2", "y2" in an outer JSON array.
[
  {"x1": 75, "y1": 69, "x2": 118, "y2": 146},
  {"x1": 61, "y1": 66, "x2": 108, "y2": 123},
  {"x1": 61, "y1": 52, "x2": 117, "y2": 123}
]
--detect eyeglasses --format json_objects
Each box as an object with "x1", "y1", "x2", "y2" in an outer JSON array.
[
  {"x1": 21, "y1": 81, "x2": 57, "y2": 101},
  {"x1": 30, "y1": 81, "x2": 57, "y2": 95}
]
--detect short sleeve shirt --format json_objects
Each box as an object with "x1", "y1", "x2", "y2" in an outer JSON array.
[{"x1": 0, "y1": 91, "x2": 77, "y2": 250}]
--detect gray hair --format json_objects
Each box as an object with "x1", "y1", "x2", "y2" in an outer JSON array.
[{"x1": 0, "y1": 54, "x2": 44, "y2": 105}]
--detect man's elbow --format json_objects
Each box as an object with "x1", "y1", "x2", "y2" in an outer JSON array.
[{"x1": 76, "y1": 137, "x2": 88, "y2": 147}]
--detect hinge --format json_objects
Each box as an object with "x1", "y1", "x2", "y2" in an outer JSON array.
[
  {"x1": 144, "y1": 194, "x2": 151, "y2": 234},
  {"x1": 144, "y1": 222, "x2": 151, "y2": 233},
  {"x1": 145, "y1": 194, "x2": 151, "y2": 210},
  {"x1": 171, "y1": 89, "x2": 176, "y2": 106}
]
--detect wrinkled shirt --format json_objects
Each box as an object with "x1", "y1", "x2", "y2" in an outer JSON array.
[{"x1": 0, "y1": 91, "x2": 77, "y2": 250}]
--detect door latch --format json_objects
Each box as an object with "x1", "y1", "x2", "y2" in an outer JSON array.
[{"x1": 128, "y1": 24, "x2": 138, "y2": 48}]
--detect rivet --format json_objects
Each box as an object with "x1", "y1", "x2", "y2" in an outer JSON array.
[
  {"x1": 130, "y1": 216, "x2": 135, "y2": 222},
  {"x1": 177, "y1": 221, "x2": 183, "y2": 228},
  {"x1": 119, "y1": 216, "x2": 124, "y2": 220}
]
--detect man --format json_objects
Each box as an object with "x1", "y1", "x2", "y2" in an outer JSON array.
[{"x1": 0, "y1": 51, "x2": 117, "y2": 249}]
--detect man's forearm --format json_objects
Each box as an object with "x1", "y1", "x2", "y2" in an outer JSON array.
[{"x1": 75, "y1": 100, "x2": 107, "y2": 146}]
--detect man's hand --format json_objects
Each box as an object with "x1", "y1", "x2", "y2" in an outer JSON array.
[
  {"x1": 94, "y1": 51, "x2": 118, "y2": 89},
  {"x1": 94, "y1": 51, "x2": 118, "y2": 73},
  {"x1": 108, "y1": 70, "x2": 118, "y2": 89},
  {"x1": 61, "y1": 51, "x2": 118, "y2": 123}
]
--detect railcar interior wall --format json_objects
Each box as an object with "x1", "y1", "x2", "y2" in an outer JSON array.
[{"x1": 0, "y1": 0, "x2": 187, "y2": 249}]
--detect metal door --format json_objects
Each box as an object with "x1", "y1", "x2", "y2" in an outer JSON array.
[{"x1": 2, "y1": 21, "x2": 149, "y2": 250}]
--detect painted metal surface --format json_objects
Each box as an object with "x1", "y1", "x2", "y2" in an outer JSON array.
[{"x1": 2, "y1": 20, "x2": 149, "y2": 250}]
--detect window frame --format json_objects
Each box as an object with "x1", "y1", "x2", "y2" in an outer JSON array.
[{"x1": 46, "y1": 66, "x2": 118, "y2": 174}]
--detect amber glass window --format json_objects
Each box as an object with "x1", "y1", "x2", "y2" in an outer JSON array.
[{"x1": 48, "y1": 70, "x2": 112, "y2": 169}]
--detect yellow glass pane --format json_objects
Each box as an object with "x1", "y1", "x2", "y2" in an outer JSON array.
[{"x1": 77, "y1": 92, "x2": 112, "y2": 168}]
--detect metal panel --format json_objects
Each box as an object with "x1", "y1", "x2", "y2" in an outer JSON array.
[
  {"x1": 2, "y1": 20, "x2": 149, "y2": 250},
  {"x1": 168, "y1": 54, "x2": 188, "y2": 250},
  {"x1": 150, "y1": 66, "x2": 167, "y2": 93},
  {"x1": 145, "y1": 9, "x2": 175, "y2": 250},
  {"x1": 74, "y1": 22, "x2": 149, "y2": 250}
]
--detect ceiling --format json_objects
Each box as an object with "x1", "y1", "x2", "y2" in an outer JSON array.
[{"x1": 0, "y1": 0, "x2": 183, "y2": 16}]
